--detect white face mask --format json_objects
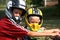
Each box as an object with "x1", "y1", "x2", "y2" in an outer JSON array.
[
  {"x1": 12, "y1": 16, "x2": 22, "y2": 24},
  {"x1": 15, "y1": 16, "x2": 19, "y2": 20},
  {"x1": 15, "y1": 16, "x2": 22, "y2": 20}
]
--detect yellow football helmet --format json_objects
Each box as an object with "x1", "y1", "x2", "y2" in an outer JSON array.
[{"x1": 24, "y1": 7, "x2": 43, "y2": 31}]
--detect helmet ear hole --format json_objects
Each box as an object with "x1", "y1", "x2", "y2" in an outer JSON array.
[
  {"x1": 21, "y1": 10, "x2": 27, "y2": 16},
  {"x1": 9, "y1": 7, "x2": 13, "y2": 13}
]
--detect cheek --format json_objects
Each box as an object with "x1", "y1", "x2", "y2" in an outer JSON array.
[
  {"x1": 13, "y1": 13, "x2": 16, "y2": 16},
  {"x1": 29, "y1": 19, "x2": 35, "y2": 23},
  {"x1": 29, "y1": 20, "x2": 34, "y2": 22},
  {"x1": 35, "y1": 19, "x2": 40, "y2": 23}
]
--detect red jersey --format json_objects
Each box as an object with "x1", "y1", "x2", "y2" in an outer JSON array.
[{"x1": 0, "y1": 17, "x2": 28, "y2": 40}]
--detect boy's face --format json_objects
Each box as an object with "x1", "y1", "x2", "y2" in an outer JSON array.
[
  {"x1": 29, "y1": 16, "x2": 40, "y2": 24},
  {"x1": 13, "y1": 9, "x2": 22, "y2": 17},
  {"x1": 12, "y1": 8, "x2": 23, "y2": 23}
]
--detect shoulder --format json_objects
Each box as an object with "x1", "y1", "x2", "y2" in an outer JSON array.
[{"x1": 0, "y1": 17, "x2": 12, "y2": 26}]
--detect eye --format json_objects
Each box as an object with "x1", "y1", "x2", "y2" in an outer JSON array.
[
  {"x1": 31, "y1": 22, "x2": 34, "y2": 23},
  {"x1": 14, "y1": 12, "x2": 18, "y2": 14}
]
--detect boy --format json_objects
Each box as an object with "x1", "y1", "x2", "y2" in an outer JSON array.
[
  {"x1": 0, "y1": 0, "x2": 59, "y2": 40},
  {"x1": 23, "y1": 7, "x2": 60, "y2": 40}
]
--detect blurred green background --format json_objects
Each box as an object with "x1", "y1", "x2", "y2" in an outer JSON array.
[{"x1": 0, "y1": 0, "x2": 60, "y2": 29}]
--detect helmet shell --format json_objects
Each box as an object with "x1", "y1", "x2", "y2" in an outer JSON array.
[
  {"x1": 6, "y1": 0, "x2": 26, "y2": 19},
  {"x1": 5, "y1": 0, "x2": 26, "y2": 24},
  {"x1": 24, "y1": 7, "x2": 43, "y2": 31}
]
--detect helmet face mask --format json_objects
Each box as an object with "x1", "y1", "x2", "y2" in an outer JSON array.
[
  {"x1": 24, "y1": 7, "x2": 43, "y2": 31},
  {"x1": 6, "y1": 0, "x2": 26, "y2": 24}
]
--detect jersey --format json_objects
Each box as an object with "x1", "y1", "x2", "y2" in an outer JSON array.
[{"x1": 0, "y1": 16, "x2": 28, "y2": 40}]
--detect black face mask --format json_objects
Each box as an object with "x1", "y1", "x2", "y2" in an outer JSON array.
[{"x1": 12, "y1": 16, "x2": 22, "y2": 24}]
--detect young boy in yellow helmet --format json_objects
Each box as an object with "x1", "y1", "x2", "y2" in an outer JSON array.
[
  {"x1": 22, "y1": 7, "x2": 45, "y2": 40},
  {"x1": 25, "y1": 7, "x2": 44, "y2": 32},
  {"x1": 23, "y1": 7, "x2": 60, "y2": 40}
]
